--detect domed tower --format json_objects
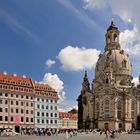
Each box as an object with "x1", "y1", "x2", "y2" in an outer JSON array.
[
  {"x1": 92, "y1": 21, "x2": 133, "y2": 130},
  {"x1": 93, "y1": 21, "x2": 132, "y2": 92}
]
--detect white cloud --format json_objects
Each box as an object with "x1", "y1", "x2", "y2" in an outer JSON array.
[
  {"x1": 83, "y1": 0, "x2": 140, "y2": 57},
  {"x1": 58, "y1": 103, "x2": 78, "y2": 112},
  {"x1": 45, "y1": 59, "x2": 56, "y2": 68},
  {"x1": 0, "y1": 9, "x2": 41, "y2": 43},
  {"x1": 42, "y1": 73, "x2": 66, "y2": 102},
  {"x1": 58, "y1": 45, "x2": 100, "y2": 71},
  {"x1": 119, "y1": 27, "x2": 140, "y2": 57},
  {"x1": 83, "y1": 0, "x2": 108, "y2": 9},
  {"x1": 58, "y1": 0, "x2": 101, "y2": 31},
  {"x1": 132, "y1": 77, "x2": 139, "y2": 87}
]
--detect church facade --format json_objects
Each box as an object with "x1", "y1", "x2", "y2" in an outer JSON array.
[{"x1": 77, "y1": 21, "x2": 140, "y2": 131}]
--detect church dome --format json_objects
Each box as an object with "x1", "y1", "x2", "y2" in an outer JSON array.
[
  {"x1": 94, "y1": 21, "x2": 132, "y2": 87},
  {"x1": 95, "y1": 49, "x2": 132, "y2": 78}
]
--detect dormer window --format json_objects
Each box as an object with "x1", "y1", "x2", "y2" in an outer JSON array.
[{"x1": 122, "y1": 60, "x2": 127, "y2": 68}]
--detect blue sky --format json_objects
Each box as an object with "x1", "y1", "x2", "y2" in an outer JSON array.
[{"x1": 0, "y1": 0, "x2": 140, "y2": 110}]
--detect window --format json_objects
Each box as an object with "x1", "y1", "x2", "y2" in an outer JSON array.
[
  {"x1": 113, "y1": 34, "x2": 118, "y2": 42},
  {"x1": 31, "y1": 96, "x2": 33, "y2": 100},
  {"x1": 37, "y1": 112, "x2": 40, "y2": 116},
  {"x1": 46, "y1": 99, "x2": 48, "y2": 102},
  {"x1": 37, "y1": 98, "x2": 40, "y2": 101},
  {"x1": 21, "y1": 95, "x2": 24, "y2": 98},
  {"x1": 16, "y1": 101, "x2": 18, "y2": 106},
  {"x1": 11, "y1": 108, "x2": 14, "y2": 113},
  {"x1": 37, "y1": 105, "x2": 40, "y2": 109},
  {"x1": 21, "y1": 109, "x2": 24, "y2": 114},
  {"x1": 55, "y1": 113, "x2": 57, "y2": 117},
  {"x1": 26, "y1": 96, "x2": 28, "y2": 99},
  {"x1": 51, "y1": 100, "x2": 53, "y2": 103},
  {"x1": 46, "y1": 120, "x2": 48, "y2": 124},
  {"x1": 51, "y1": 113, "x2": 53, "y2": 117},
  {"x1": 31, "y1": 103, "x2": 33, "y2": 107},
  {"x1": 21, "y1": 101, "x2": 24, "y2": 106},
  {"x1": 26, "y1": 117, "x2": 29, "y2": 122},
  {"x1": 46, "y1": 113, "x2": 49, "y2": 117},
  {"x1": 104, "y1": 99, "x2": 109, "y2": 118},
  {"x1": 5, "y1": 100, "x2": 8, "y2": 104},
  {"x1": 55, "y1": 100, "x2": 57, "y2": 103},
  {"x1": 11, "y1": 100, "x2": 13, "y2": 105},
  {"x1": 131, "y1": 100, "x2": 136, "y2": 119},
  {"x1": 16, "y1": 109, "x2": 18, "y2": 113},
  {"x1": 26, "y1": 110, "x2": 29, "y2": 114},
  {"x1": 42, "y1": 112, "x2": 44, "y2": 117},
  {"x1": 31, "y1": 118, "x2": 33, "y2": 122},
  {"x1": 42, "y1": 119, "x2": 44, "y2": 124},
  {"x1": 117, "y1": 101, "x2": 122, "y2": 119},
  {"x1": 55, "y1": 120, "x2": 57, "y2": 124},
  {"x1": 5, "y1": 108, "x2": 8, "y2": 113},
  {"x1": 5, "y1": 93, "x2": 8, "y2": 97},
  {"x1": 0, "y1": 93, "x2": 2, "y2": 96},
  {"x1": 5, "y1": 116, "x2": 8, "y2": 121},
  {"x1": 50, "y1": 120, "x2": 53, "y2": 124},
  {"x1": 0, "y1": 108, "x2": 2, "y2": 112},
  {"x1": 42, "y1": 105, "x2": 44, "y2": 109},
  {"x1": 42, "y1": 99, "x2": 44, "y2": 102},
  {"x1": 0, "y1": 116, "x2": 2, "y2": 121},
  {"x1": 31, "y1": 110, "x2": 33, "y2": 114},
  {"x1": 105, "y1": 78, "x2": 109, "y2": 84},
  {"x1": 26, "y1": 102, "x2": 28, "y2": 106},
  {"x1": 122, "y1": 60, "x2": 127, "y2": 68},
  {"x1": 0, "y1": 99, "x2": 2, "y2": 104},
  {"x1": 55, "y1": 106, "x2": 57, "y2": 110},
  {"x1": 37, "y1": 119, "x2": 40, "y2": 123},
  {"x1": 11, "y1": 94, "x2": 13, "y2": 97},
  {"x1": 50, "y1": 106, "x2": 53, "y2": 110},
  {"x1": 46, "y1": 106, "x2": 48, "y2": 109},
  {"x1": 16, "y1": 94, "x2": 18, "y2": 98},
  {"x1": 11, "y1": 116, "x2": 13, "y2": 122},
  {"x1": 21, "y1": 117, "x2": 24, "y2": 122}
]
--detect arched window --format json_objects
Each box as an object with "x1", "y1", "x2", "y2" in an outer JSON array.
[
  {"x1": 104, "y1": 99, "x2": 109, "y2": 118},
  {"x1": 113, "y1": 34, "x2": 118, "y2": 42},
  {"x1": 122, "y1": 60, "x2": 127, "y2": 68},
  {"x1": 117, "y1": 101, "x2": 122, "y2": 119},
  {"x1": 131, "y1": 100, "x2": 136, "y2": 119},
  {"x1": 105, "y1": 78, "x2": 109, "y2": 84},
  {"x1": 107, "y1": 35, "x2": 111, "y2": 44}
]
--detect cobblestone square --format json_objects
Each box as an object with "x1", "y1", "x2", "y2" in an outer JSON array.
[{"x1": 0, "y1": 133, "x2": 140, "y2": 140}]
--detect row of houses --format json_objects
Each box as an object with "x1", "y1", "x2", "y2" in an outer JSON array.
[{"x1": 0, "y1": 72, "x2": 77, "y2": 133}]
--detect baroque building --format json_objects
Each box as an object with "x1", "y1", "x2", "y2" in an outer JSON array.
[
  {"x1": 77, "y1": 21, "x2": 140, "y2": 131},
  {"x1": 0, "y1": 72, "x2": 59, "y2": 132}
]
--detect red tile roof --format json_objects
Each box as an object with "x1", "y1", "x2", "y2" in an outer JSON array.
[
  {"x1": 59, "y1": 112, "x2": 77, "y2": 120},
  {"x1": 0, "y1": 73, "x2": 33, "y2": 88}
]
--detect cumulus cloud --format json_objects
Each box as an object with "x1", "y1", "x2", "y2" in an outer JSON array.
[
  {"x1": 42, "y1": 73, "x2": 66, "y2": 102},
  {"x1": 58, "y1": 45, "x2": 100, "y2": 71},
  {"x1": 119, "y1": 27, "x2": 140, "y2": 57},
  {"x1": 83, "y1": 0, "x2": 140, "y2": 57},
  {"x1": 45, "y1": 59, "x2": 56, "y2": 68},
  {"x1": 132, "y1": 77, "x2": 139, "y2": 87},
  {"x1": 58, "y1": 105, "x2": 78, "y2": 112}
]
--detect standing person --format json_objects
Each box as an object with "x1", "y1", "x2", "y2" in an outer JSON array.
[
  {"x1": 105, "y1": 130, "x2": 109, "y2": 140},
  {"x1": 64, "y1": 130, "x2": 69, "y2": 139}
]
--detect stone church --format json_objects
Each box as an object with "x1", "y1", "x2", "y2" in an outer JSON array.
[{"x1": 77, "y1": 21, "x2": 140, "y2": 131}]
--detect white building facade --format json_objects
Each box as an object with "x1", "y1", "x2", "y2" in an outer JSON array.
[{"x1": 34, "y1": 83, "x2": 59, "y2": 132}]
